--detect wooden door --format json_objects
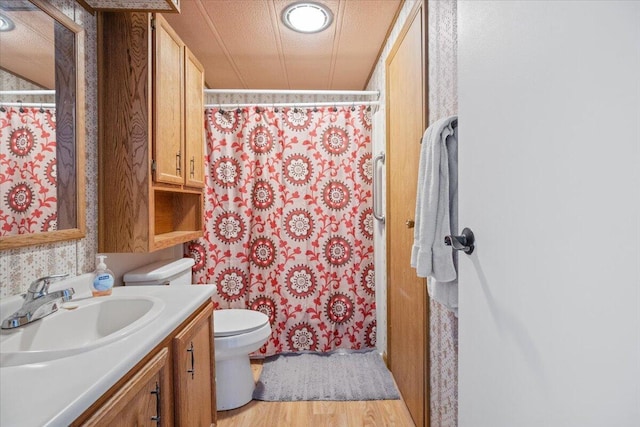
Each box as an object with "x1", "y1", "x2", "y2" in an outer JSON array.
[
  {"x1": 386, "y1": 3, "x2": 428, "y2": 426},
  {"x1": 79, "y1": 348, "x2": 171, "y2": 427},
  {"x1": 173, "y1": 302, "x2": 215, "y2": 427},
  {"x1": 153, "y1": 14, "x2": 184, "y2": 186},
  {"x1": 184, "y1": 47, "x2": 205, "y2": 188}
]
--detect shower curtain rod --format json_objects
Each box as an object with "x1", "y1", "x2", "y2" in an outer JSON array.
[
  {"x1": 0, "y1": 90, "x2": 55, "y2": 96},
  {"x1": 204, "y1": 88, "x2": 379, "y2": 97},
  {"x1": 205, "y1": 100, "x2": 379, "y2": 109},
  {"x1": 0, "y1": 102, "x2": 56, "y2": 109}
]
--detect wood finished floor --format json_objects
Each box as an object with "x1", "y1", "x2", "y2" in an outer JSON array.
[{"x1": 216, "y1": 360, "x2": 416, "y2": 427}]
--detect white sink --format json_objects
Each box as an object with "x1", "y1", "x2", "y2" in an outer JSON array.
[{"x1": 0, "y1": 295, "x2": 165, "y2": 367}]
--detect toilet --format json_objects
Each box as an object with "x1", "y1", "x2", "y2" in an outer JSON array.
[{"x1": 123, "y1": 258, "x2": 271, "y2": 411}]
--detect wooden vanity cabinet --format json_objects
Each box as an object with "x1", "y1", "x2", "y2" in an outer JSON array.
[
  {"x1": 98, "y1": 12, "x2": 204, "y2": 253},
  {"x1": 73, "y1": 302, "x2": 216, "y2": 427},
  {"x1": 173, "y1": 303, "x2": 216, "y2": 426},
  {"x1": 79, "y1": 348, "x2": 171, "y2": 427}
]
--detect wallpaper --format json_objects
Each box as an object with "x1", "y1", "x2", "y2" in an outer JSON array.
[
  {"x1": 0, "y1": 0, "x2": 98, "y2": 298},
  {"x1": 427, "y1": 1, "x2": 458, "y2": 424},
  {"x1": 366, "y1": 0, "x2": 459, "y2": 426}
]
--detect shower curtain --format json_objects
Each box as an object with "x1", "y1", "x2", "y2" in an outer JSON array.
[
  {"x1": 0, "y1": 107, "x2": 57, "y2": 236},
  {"x1": 188, "y1": 105, "x2": 376, "y2": 356}
]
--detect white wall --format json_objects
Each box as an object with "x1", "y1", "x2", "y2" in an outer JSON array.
[{"x1": 458, "y1": 1, "x2": 640, "y2": 426}]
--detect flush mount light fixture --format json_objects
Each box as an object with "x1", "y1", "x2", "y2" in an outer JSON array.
[
  {"x1": 0, "y1": 13, "x2": 15, "y2": 32},
  {"x1": 282, "y1": 2, "x2": 333, "y2": 34}
]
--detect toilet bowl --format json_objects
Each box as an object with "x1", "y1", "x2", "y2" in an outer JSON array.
[
  {"x1": 123, "y1": 259, "x2": 272, "y2": 411},
  {"x1": 214, "y1": 309, "x2": 271, "y2": 410}
]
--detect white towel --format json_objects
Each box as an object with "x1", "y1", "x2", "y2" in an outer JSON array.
[{"x1": 410, "y1": 116, "x2": 458, "y2": 315}]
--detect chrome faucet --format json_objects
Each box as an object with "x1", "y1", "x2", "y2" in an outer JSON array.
[{"x1": 1, "y1": 274, "x2": 75, "y2": 329}]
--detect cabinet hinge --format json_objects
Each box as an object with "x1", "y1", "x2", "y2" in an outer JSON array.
[{"x1": 151, "y1": 160, "x2": 157, "y2": 172}]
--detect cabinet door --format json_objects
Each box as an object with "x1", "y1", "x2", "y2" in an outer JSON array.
[
  {"x1": 184, "y1": 47, "x2": 205, "y2": 188},
  {"x1": 173, "y1": 302, "x2": 215, "y2": 427},
  {"x1": 79, "y1": 348, "x2": 171, "y2": 427},
  {"x1": 153, "y1": 14, "x2": 184, "y2": 186}
]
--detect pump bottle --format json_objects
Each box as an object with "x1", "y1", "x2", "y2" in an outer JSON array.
[{"x1": 92, "y1": 254, "x2": 114, "y2": 296}]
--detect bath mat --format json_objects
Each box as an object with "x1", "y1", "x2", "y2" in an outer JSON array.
[{"x1": 253, "y1": 351, "x2": 400, "y2": 401}]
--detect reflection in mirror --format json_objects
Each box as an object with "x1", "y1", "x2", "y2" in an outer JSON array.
[{"x1": 0, "y1": 0, "x2": 84, "y2": 249}]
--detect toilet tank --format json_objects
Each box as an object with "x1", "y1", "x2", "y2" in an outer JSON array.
[{"x1": 123, "y1": 258, "x2": 195, "y2": 286}]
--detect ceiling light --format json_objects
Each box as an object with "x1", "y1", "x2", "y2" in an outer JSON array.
[
  {"x1": 0, "y1": 13, "x2": 15, "y2": 32},
  {"x1": 282, "y1": 2, "x2": 333, "y2": 34}
]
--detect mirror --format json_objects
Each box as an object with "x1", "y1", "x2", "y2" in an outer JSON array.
[{"x1": 0, "y1": 0, "x2": 85, "y2": 249}]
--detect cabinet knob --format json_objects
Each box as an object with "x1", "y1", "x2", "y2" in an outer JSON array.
[{"x1": 406, "y1": 219, "x2": 415, "y2": 228}]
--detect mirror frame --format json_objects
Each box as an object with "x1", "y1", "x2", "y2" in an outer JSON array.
[{"x1": 0, "y1": 0, "x2": 86, "y2": 250}]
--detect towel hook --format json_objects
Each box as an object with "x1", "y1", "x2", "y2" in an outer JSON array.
[{"x1": 445, "y1": 227, "x2": 475, "y2": 254}]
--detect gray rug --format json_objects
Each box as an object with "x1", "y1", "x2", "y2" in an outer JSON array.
[{"x1": 253, "y1": 351, "x2": 400, "y2": 401}]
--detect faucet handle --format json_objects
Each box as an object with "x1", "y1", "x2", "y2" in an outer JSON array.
[{"x1": 27, "y1": 274, "x2": 69, "y2": 297}]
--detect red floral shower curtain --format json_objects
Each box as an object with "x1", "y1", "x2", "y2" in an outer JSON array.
[
  {"x1": 188, "y1": 105, "x2": 376, "y2": 356},
  {"x1": 0, "y1": 107, "x2": 57, "y2": 236}
]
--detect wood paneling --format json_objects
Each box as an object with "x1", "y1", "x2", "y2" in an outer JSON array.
[
  {"x1": 54, "y1": 20, "x2": 77, "y2": 230},
  {"x1": 98, "y1": 12, "x2": 153, "y2": 253},
  {"x1": 386, "y1": 2, "x2": 429, "y2": 426}
]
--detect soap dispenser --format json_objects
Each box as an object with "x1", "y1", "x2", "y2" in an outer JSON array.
[{"x1": 92, "y1": 254, "x2": 115, "y2": 296}]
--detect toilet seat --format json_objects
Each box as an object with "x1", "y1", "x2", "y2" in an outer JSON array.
[{"x1": 214, "y1": 309, "x2": 268, "y2": 337}]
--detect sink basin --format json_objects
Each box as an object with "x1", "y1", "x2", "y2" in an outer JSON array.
[{"x1": 0, "y1": 295, "x2": 165, "y2": 367}]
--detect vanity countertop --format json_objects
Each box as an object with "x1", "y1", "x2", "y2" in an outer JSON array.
[{"x1": 0, "y1": 274, "x2": 214, "y2": 427}]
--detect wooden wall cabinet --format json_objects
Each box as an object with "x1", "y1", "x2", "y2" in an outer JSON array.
[
  {"x1": 153, "y1": 16, "x2": 205, "y2": 188},
  {"x1": 98, "y1": 12, "x2": 204, "y2": 253},
  {"x1": 73, "y1": 302, "x2": 216, "y2": 427}
]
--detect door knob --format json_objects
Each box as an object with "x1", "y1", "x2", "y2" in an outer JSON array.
[
  {"x1": 406, "y1": 220, "x2": 415, "y2": 228},
  {"x1": 444, "y1": 227, "x2": 475, "y2": 254}
]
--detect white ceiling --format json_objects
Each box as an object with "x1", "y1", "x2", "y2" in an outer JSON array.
[{"x1": 162, "y1": 0, "x2": 403, "y2": 90}]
